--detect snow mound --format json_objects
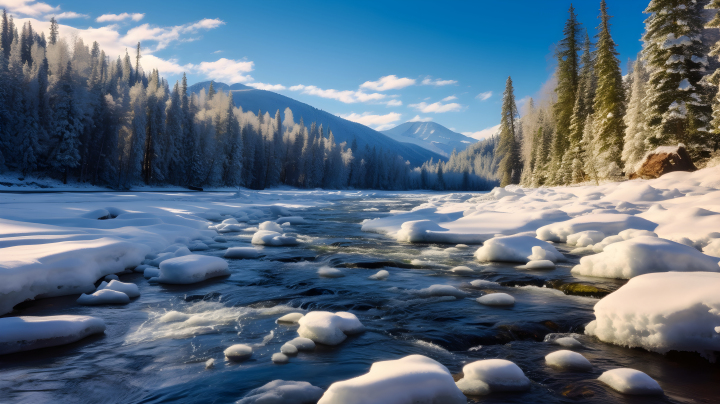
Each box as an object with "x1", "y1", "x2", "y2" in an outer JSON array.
[
  {"x1": 287, "y1": 337, "x2": 315, "y2": 351},
  {"x1": 544, "y1": 334, "x2": 583, "y2": 348},
  {"x1": 205, "y1": 358, "x2": 215, "y2": 369},
  {"x1": 251, "y1": 230, "x2": 298, "y2": 246},
  {"x1": 157, "y1": 255, "x2": 230, "y2": 284},
  {"x1": 237, "y1": 380, "x2": 324, "y2": 404},
  {"x1": 99, "y1": 280, "x2": 140, "y2": 298},
  {"x1": 280, "y1": 343, "x2": 298, "y2": 355},
  {"x1": 572, "y1": 236, "x2": 720, "y2": 279},
  {"x1": 396, "y1": 220, "x2": 452, "y2": 243},
  {"x1": 224, "y1": 344, "x2": 253, "y2": 362},
  {"x1": 585, "y1": 272, "x2": 720, "y2": 358},
  {"x1": 450, "y1": 266, "x2": 474, "y2": 273},
  {"x1": 369, "y1": 270, "x2": 389, "y2": 280},
  {"x1": 456, "y1": 359, "x2": 530, "y2": 393},
  {"x1": 0, "y1": 315, "x2": 106, "y2": 354},
  {"x1": 224, "y1": 247, "x2": 261, "y2": 259},
  {"x1": 523, "y1": 260, "x2": 555, "y2": 269},
  {"x1": 537, "y1": 214, "x2": 656, "y2": 243},
  {"x1": 474, "y1": 235, "x2": 563, "y2": 263},
  {"x1": 470, "y1": 279, "x2": 500, "y2": 288},
  {"x1": 297, "y1": 311, "x2": 365, "y2": 346},
  {"x1": 318, "y1": 266, "x2": 344, "y2": 278},
  {"x1": 566, "y1": 230, "x2": 605, "y2": 247},
  {"x1": 703, "y1": 238, "x2": 720, "y2": 257},
  {"x1": 318, "y1": 354, "x2": 465, "y2": 404},
  {"x1": 144, "y1": 267, "x2": 160, "y2": 279},
  {"x1": 476, "y1": 293, "x2": 515, "y2": 306},
  {"x1": 277, "y1": 313, "x2": 304, "y2": 324},
  {"x1": 104, "y1": 274, "x2": 119, "y2": 281},
  {"x1": 598, "y1": 368, "x2": 663, "y2": 395},
  {"x1": 259, "y1": 221, "x2": 283, "y2": 232},
  {"x1": 545, "y1": 350, "x2": 592, "y2": 371},
  {"x1": 276, "y1": 216, "x2": 307, "y2": 225},
  {"x1": 417, "y1": 284, "x2": 466, "y2": 298},
  {"x1": 77, "y1": 289, "x2": 130, "y2": 305},
  {"x1": 272, "y1": 352, "x2": 289, "y2": 364}
]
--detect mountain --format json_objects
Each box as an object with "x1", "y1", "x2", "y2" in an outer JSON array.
[
  {"x1": 187, "y1": 81, "x2": 443, "y2": 166},
  {"x1": 381, "y1": 121, "x2": 478, "y2": 157}
]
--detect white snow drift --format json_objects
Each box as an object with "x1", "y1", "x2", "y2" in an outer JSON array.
[
  {"x1": 251, "y1": 230, "x2": 298, "y2": 246},
  {"x1": 297, "y1": 311, "x2": 365, "y2": 346},
  {"x1": 474, "y1": 234, "x2": 564, "y2": 263},
  {"x1": 0, "y1": 315, "x2": 106, "y2": 354},
  {"x1": 545, "y1": 350, "x2": 592, "y2": 371},
  {"x1": 455, "y1": 359, "x2": 530, "y2": 394},
  {"x1": 157, "y1": 255, "x2": 230, "y2": 284},
  {"x1": 598, "y1": 368, "x2": 663, "y2": 395}
]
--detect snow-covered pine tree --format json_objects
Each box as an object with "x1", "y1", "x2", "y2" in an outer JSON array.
[
  {"x1": 581, "y1": 114, "x2": 600, "y2": 185},
  {"x1": 223, "y1": 94, "x2": 242, "y2": 187},
  {"x1": 166, "y1": 81, "x2": 185, "y2": 184},
  {"x1": 643, "y1": 0, "x2": 713, "y2": 158},
  {"x1": 50, "y1": 61, "x2": 82, "y2": 183},
  {"x1": 705, "y1": 0, "x2": 720, "y2": 150},
  {"x1": 565, "y1": 31, "x2": 595, "y2": 183},
  {"x1": 48, "y1": 17, "x2": 58, "y2": 46},
  {"x1": 497, "y1": 76, "x2": 522, "y2": 186},
  {"x1": 622, "y1": 56, "x2": 651, "y2": 173}
]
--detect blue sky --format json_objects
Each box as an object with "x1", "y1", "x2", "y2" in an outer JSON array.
[{"x1": 3, "y1": 0, "x2": 648, "y2": 137}]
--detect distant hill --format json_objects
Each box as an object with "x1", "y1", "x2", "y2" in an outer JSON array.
[
  {"x1": 188, "y1": 81, "x2": 444, "y2": 166},
  {"x1": 381, "y1": 121, "x2": 478, "y2": 157}
]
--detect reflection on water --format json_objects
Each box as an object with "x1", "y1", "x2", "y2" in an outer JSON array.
[{"x1": 1, "y1": 192, "x2": 718, "y2": 404}]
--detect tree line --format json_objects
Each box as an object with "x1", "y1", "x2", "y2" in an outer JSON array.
[{"x1": 495, "y1": 0, "x2": 720, "y2": 187}]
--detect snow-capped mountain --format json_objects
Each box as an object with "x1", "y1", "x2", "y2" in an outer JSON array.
[
  {"x1": 188, "y1": 82, "x2": 443, "y2": 166},
  {"x1": 381, "y1": 122, "x2": 478, "y2": 157}
]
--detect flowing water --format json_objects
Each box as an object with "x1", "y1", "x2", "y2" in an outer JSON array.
[{"x1": 1, "y1": 192, "x2": 718, "y2": 403}]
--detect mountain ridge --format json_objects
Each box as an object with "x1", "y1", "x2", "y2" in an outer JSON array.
[{"x1": 381, "y1": 121, "x2": 478, "y2": 157}]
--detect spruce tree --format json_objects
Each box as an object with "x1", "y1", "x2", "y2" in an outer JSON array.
[
  {"x1": 1, "y1": 9, "x2": 11, "y2": 59},
  {"x1": 497, "y1": 76, "x2": 521, "y2": 186},
  {"x1": 50, "y1": 61, "x2": 82, "y2": 184},
  {"x1": 48, "y1": 17, "x2": 58, "y2": 46},
  {"x1": 208, "y1": 81, "x2": 216, "y2": 100},
  {"x1": 704, "y1": 0, "x2": 720, "y2": 151},
  {"x1": 622, "y1": 57, "x2": 650, "y2": 173},
  {"x1": 565, "y1": 31, "x2": 595, "y2": 183}
]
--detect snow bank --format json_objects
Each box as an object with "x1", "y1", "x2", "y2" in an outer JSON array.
[
  {"x1": 77, "y1": 289, "x2": 130, "y2": 305},
  {"x1": 277, "y1": 313, "x2": 304, "y2": 324},
  {"x1": 598, "y1": 368, "x2": 663, "y2": 395},
  {"x1": 523, "y1": 260, "x2": 555, "y2": 269},
  {"x1": 99, "y1": 280, "x2": 140, "y2": 298},
  {"x1": 251, "y1": 230, "x2": 298, "y2": 246},
  {"x1": 297, "y1": 311, "x2": 365, "y2": 345},
  {"x1": 224, "y1": 344, "x2": 253, "y2": 362},
  {"x1": 566, "y1": 230, "x2": 605, "y2": 247},
  {"x1": 224, "y1": 247, "x2": 261, "y2": 259},
  {"x1": 585, "y1": 272, "x2": 720, "y2": 358},
  {"x1": 259, "y1": 221, "x2": 283, "y2": 232},
  {"x1": 237, "y1": 380, "x2": 324, "y2": 404},
  {"x1": 455, "y1": 359, "x2": 530, "y2": 393},
  {"x1": 545, "y1": 350, "x2": 592, "y2": 371},
  {"x1": 470, "y1": 279, "x2": 500, "y2": 288},
  {"x1": 474, "y1": 234, "x2": 563, "y2": 263},
  {"x1": 537, "y1": 214, "x2": 656, "y2": 243},
  {"x1": 450, "y1": 265, "x2": 474, "y2": 273},
  {"x1": 0, "y1": 315, "x2": 106, "y2": 354},
  {"x1": 572, "y1": 236, "x2": 720, "y2": 279},
  {"x1": 416, "y1": 284, "x2": 466, "y2": 298},
  {"x1": 318, "y1": 355, "x2": 465, "y2": 404},
  {"x1": 157, "y1": 255, "x2": 230, "y2": 284},
  {"x1": 476, "y1": 293, "x2": 515, "y2": 306}
]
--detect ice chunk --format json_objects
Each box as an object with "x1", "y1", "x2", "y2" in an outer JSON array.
[
  {"x1": 277, "y1": 313, "x2": 304, "y2": 324},
  {"x1": 99, "y1": 280, "x2": 140, "y2": 298},
  {"x1": 188, "y1": 241, "x2": 209, "y2": 251},
  {"x1": 369, "y1": 270, "x2": 389, "y2": 280},
  {"x1": 205, "y1": 358, "x2": 215, "y2": 369},
  {"x1": 545, "y1": 350, "x2": 592, "y2": 371},
  {"x1": 259, "y1": 221, "x2": 283, "y2": 232},
  {"x1": 456, "y1": 359, "x2": 530, "y2": 393},
  {"x1": 251, "y1": 230, "x2": 298, "y2": 246},
  {"x1": 224, "y1": 344, "x2": 253, "y2": 362},
  {"x1": 455, "y1": 378, "x2": 490, "y2": 396},
  {"x1": 318, "y1": 266, "x2": 344, "y2": 278},
  {"x1": 272, "y1": 352, "x2": 289, "y2": 364},
  {"x1": 318, "y1": 355, "x2": 465, "y2": 404},
  {"x1": 0, "y1": 315, "x2": 106, "y2": 354},
  {"x1": 572, "y1": 236, "x2": 720, "y2": 279},
  {"x1": 476, "y1": 293, "x2": 514, "y2": 306},
  {"x1": 566, "y1": 230, "x2": 605, "y2": 247},
  {"x1": 104, "y1": 274, "x2": 119, "y2": 281},
  {"x1": 450, "y1": 265, "x2": 474, "y2": 273},
  {"x1": 522, "y1": 260, "x2": 555, "y2": 269},
  {"x1": 297, "y1": 311, "x2": 365, "y2": 346},
  {"x1": 224, "y1": 247, "x2": 261, "y2": 259},
  {"x1": 598, "y1": 368, "x2": 663, "y2": 395},
  {"x1": 237, "y1": 380, "x2": 324, "y2": 404},
  {"x1": 286, "y1": 337, "x2": 315, "y2": 351},
  {"x1": 537, "y1": 214, "x2": 656, "y2": 243},
  {"x1": 77, "y1": 289, "x2": 130, "y2": 305},
  {"x1": 143, "y1": 267, "x2": 160, "y2": 279},
  {"x1": 474, "y1": 234, "x2": 564, "y2": 263},
  {"x1": 280, "y1": 343, "x2": 298, "y2": 355},
  {"x1": 157, "y1": 255, "x2": 230, "y2": 284},
  {"x1": 586, "y1": 272, "x2": 720, "y2": 357},
  {"x1": 276, "y1": 216, "x2": 307, "y2": 225},
  {"x1": 417, "y1": 284, "x2": 466, "y2": 298},
  {"x1": 470, "y1": 279, "x2": 500, "y2": 288},
  {"x1": 546, "y1": 335, "x2": 583, "y2": 348}
]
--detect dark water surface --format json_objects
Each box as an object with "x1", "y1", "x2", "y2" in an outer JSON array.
[{"x1": 1, "y1": 192, "x2": 718, "y2": 403}]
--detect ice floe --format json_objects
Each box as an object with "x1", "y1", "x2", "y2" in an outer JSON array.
[
  {"x1": 0, "y1": 315, "x2": 106, "y2": 354},
  {"x1": 545, "y1": 350, "x2": 592, "y2": 371},
  {"x1": 598, "y1": 368, "x2": 663, "y2": 395},
  {"x1": 476, "y1": 293, "x2": 515, "y2": 306},
  {"x1": 157, "y1": 255, "x2": 230, "y2": 284},
  {"x1": 224, "y1": 344, "x2": 253, "y2": 362},
  {"x1": 455, "y1": 359, "x2": 530, "y2": 394},
  {"x1": 77, "y1": 289, "x2": 130, "y2": 305},
  {"x1": 297, "y1": 311, "x2": 365, "y2": 345},
  {"x1": 251, "y1": 230, "x2": 299, "y2": 246}
]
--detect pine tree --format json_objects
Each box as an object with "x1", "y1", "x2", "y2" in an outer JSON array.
[
  {"x1": 48, "y1": 17, "x2": 58, "y2": 46},
  {"x1": 497, "y1": 76, "x2": 521, "y2": 186},
  {"x1": 50, "y1": 61, "x2": 82, "y2": 183},
  {"x1": 643, "y1": 0, "x2": 713, "y2": 157},
  {"x1": 565, "y1": 31, "x2": 595, "y2": 183},
  {"x1": 208, "y1": 81, "x2": 216, "y2": 100},
  {"x1": 223, "y1": 95, "x2": 242, "y2": 186},
  {"x1": 1, "y1": 9, "x2": 11, "y2": 59},
  {"x1": 166, "y1": 81, "x2": 185, "y2": 184},
  {"x1": 622, "y1": 57, "x2": 650, "y2": 173},
  {"x1": 704, "y1": 0, "x2": 720, "y2": 151}
]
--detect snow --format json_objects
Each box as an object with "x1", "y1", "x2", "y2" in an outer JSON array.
[
  {"x1": 77, "y1": 289, "x2": 130, "y2": 305},
  {"x1": 470, "y1": 279, "x2": 500, "y2": 288},
  {"x1": 545, "y1": 350, "x2": 592, "y2": 371},
  {"x1": 369, "y1": 270, "x2": 389, "y2": 280},
  {"x1": 205, "y1": 358, "x2": 215, "y2": 369},
  {"x1": 144, "y1": 267, "x2": 160, "y2": 279},
  {"x1": 280, "y1": 343, "x2": 298, "y2": 355},
  {"x1": 545, "y1": 335, "x2": 583, "y2": 348},
  {"x1": 237, "y1": 380, "x2": 324, "y2": 404},
  {"x1": 104, "y1": 274, "x2": 119, "y2": 281},
  {"x1": 224, "y1": 247, "x2": 261, "y2": 259},
  {"x1": 537, "y1": 214, "x2": 656, "y2": 243},
  {"x1": 157, "y1": 255, "x2": 230, "y2": 284},
  {"x1": 259, "y1": 221, "x2": 283, "y2": 232},
  {"x1": 318, "y1": 355, "x2": 465, "y2": 404},
  {"x1": 0, "y1": 315, "x2": 106, "y2": 354},
  {"x1": 585, "y1": 272, "x2": 720, "y2": 358},
  {"x1": 224, "y1": 344, "x2": 253, "y2": 362},
  {"x1": 566, "y1": 230, "x2": 605, "y2": 247},
  {"x1": 286, "y1": 337, "x2": 316, "y2": 351},
  {"x1": 272, "y1": 352, "x2": 289, "y2": 364},
  {"x1": 474, "y1": 234, "x2": 564, "y2": 263},
  {"x1": 450, "y1": 265, "x2": 474, "y2": 273},
  {"x1": 318, "y1": 266, "x2": 344, "y2": 278},
  {"x1": 276, "y1": 216, "x2": 307, "y2": 225},
  {"x1": 297, "y1": 311, "x2": 365, "y2": 346},
  {"x1": 251, "y1": 230, "x2": 298, "y2": 246},
  {"x1": 598, "y1": 368, "x2": 663, "y2": 395},
  {"x1": 99, "y1": 280, "x2": 140, "y2": 298},
  {"x1": 572, "y1": 236, "x2": 720, "y2": 279},
  {"x1": 476, "y1": 293, "x2": 515, "y2": 306},
  {"x1": 456, "y1": 359, "x2": 530, "y2": 393},
  {"x1": 417, "y1": 284, "x2": 466, "y2": 298},
  {"x1": 523, "y1": 260, "x2": 555, "y2": 269},
  {"x1": 277, "y1": 313, "x2": 304, "y2": 324}
]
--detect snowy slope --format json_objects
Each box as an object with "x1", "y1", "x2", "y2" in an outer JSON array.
[
  {"x1": 381, "y1": 122, "x2": 478, "y2": 157},
  {"x1": 188, "y1": 82, "x2": 443, "y2": 166}
]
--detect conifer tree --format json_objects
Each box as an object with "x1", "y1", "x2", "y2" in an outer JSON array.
[
  {"x1": 50, "y1": 61, "x2": 82, "y2": 183},
  {"x1": 622, "y1": 57, "x2": 650, "y2": 173},
  {"x1": 704, "y1": 0, "x2": 720, "y2": 151},
  {"x1": 497, "y1": 76, "x2": 521, "y2": 186},
  {"x1": 208, "y1": 81, "x2": 216, "y2": 100},
  {"x1": 1, "y1": 9, "x2": 11, "y2": 59},
  {"x1": 48, "y1": 17, "x2": 58, "y2": 46}
]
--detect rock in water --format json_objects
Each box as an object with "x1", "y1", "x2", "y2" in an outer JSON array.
[{"x1": 630, "y1": 144, "x2": 696, "y2": 179}]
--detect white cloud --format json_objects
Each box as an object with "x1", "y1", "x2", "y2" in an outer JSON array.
[
  {"x1": 421, "y1": 76, "x2": 457, "y2": 86},
  {"x1": 195, "y1": 58, "x2": 254, "y2": 83},
  {"x1": 213, "y1": 50, "x2": 223, "y2": 54},
  {"x1": 385, "y1": 99, "x2": 402, "y2": 107},
  {"x1": 409, "y1": 115, "x2": 433, "y2": 122},
  {"x1": 409, "y1": 101, "x2": 462, "y2": 113},
  {"x1": 48, "y1": 11, "x2": 88, "y2": 19},
  {"x1": 289, "y1": 84, "x2": 386, "y2": 104},
  {"x1": 462, "y1": 124, "x2": 501, "y2": 141},
  {"x1": 123, "y1": 18, "x2": 224, "y2": 52},
  {"x1": 0, "y1": 0, "x2": 57, "y2": 17},
  {"x1": 360, "y1": 75, "x2": 416, "y2": 91},
  {"x1": 96, "y1": 13, "x2": 144, "y2": 23},
  {"x1": 339, "y1": 112, "x2": 402, "y2": 131},
  {"x1": 441, "y1": 95, "x2": 457, "y2": 102},
  {"x1": 476, "y1": 91, "x2": 492, "y2": 101},
  {"x1": 247, "y1": 82, "x2": 286, "y2": 91}
]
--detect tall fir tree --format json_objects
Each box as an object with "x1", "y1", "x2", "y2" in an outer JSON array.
[
  {"x1": 497, "y1": 76, "x2": 522, "y2": 186},
  {"x1": 705, "y1": 0, "x2": 720, "y2": 151},
  {"x1": 50, "y1": 61, "x2": 82, "y2": 183},
  {"x1": 48, "y1": 17, "x2": 58, "y2": 46},
  {"x1": 622, "y1": 57, "x2": 651, "y2": 172}
]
